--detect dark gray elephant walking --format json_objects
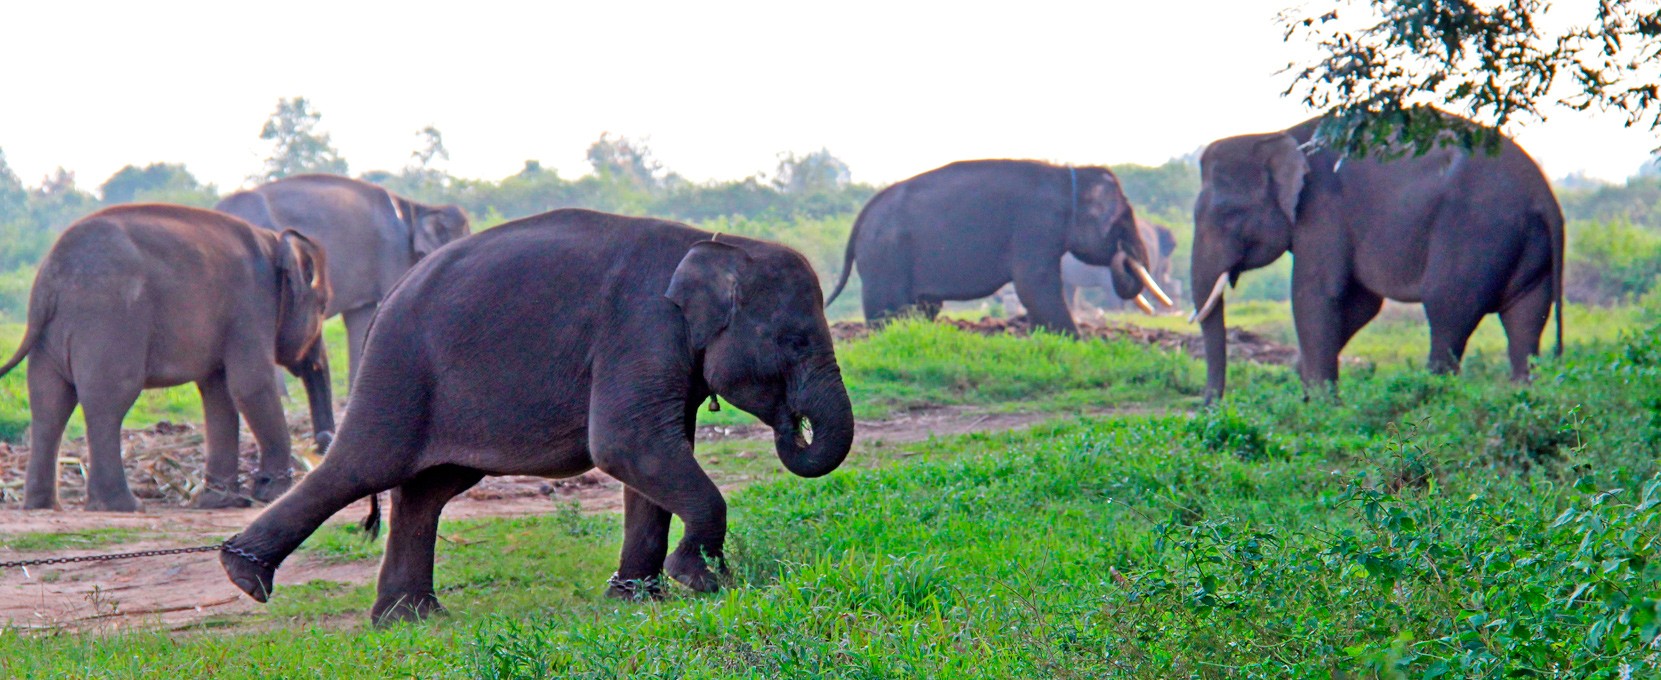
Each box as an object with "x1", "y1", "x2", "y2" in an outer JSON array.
[
  {"x1": 1190, "y1": 112, "x2": 1564, "y2": 401},
  {"x1": 0, "y1": 205, "x2": 335, "y2": 511},
  {"x1": 221, "y1": 209, "x2": 854, "y2": 624},
  {"x1": 826, "y1": 160, "x2": 1172, "y2": 337},
  {"x1": 216, "y1": 174, "x2": 470, "y2": 389}
]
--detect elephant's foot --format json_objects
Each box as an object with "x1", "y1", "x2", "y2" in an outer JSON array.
[
  {"x1": 192, "y1": 483, "x2": 251, "y2": 509},
  {"x1": 666, "y1": 551, "x2": 726, "y2": 593},
  {"x1": 22, "y1": 493, "x2": 61, "y2": 511},
  {"x1": 370, "y1": 592, "x2": 446, "y2": 626},
  {"x1": 250, "y1": 472, "x2": 293, "y2": 503},
  {"x1": 220, "y1": 539, "x2": 277, "y2": 603},
  {"x1": 605, "y1": 572, "x2": 666, "y2": 601},
  {"x1": 84, "y1": 491, "x2": 142, "y2": 513}
]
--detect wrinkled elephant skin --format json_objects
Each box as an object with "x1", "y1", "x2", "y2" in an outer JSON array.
[
  {"x1": 0, "y1": 205, "x2": 335, "y2": 511},
  {"x1": 222, "y1": 209, "x2": 854, "y2": 625}
]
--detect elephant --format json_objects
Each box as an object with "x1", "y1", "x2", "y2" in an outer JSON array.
[
  {"x1": 1190, "y1": 112, "x2": 1564, "y2": 402},
  {"x1": 999, "y1": 218, "x2": 1179, "y2": 316},
  {"x1": 826, "y1": 160, "x2": 1173, "y2": 337},
  {"x1": 220, "y1": 208, "x2": 854, "y2": 624},
  {"x1": 0, "y1": 204, "x2": 335, "y2": 511},
  {"x1": 216, "y1": 174, "x2": 470, "y2": 391}
]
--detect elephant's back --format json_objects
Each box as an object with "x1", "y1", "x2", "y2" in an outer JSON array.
[
  {"x1": 250, "y1": 175, "x2": 396, "y2": 233},
  {"x1": 375, "y1": 209, "x2": 709, "y2": 357},
  {"x1": 48, "y1": 204, "x2": 267, "y2": 285}
]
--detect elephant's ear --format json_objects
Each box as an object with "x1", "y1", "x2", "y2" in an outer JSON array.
[
  {"x1": 411, "y1": 207, "x2": 447, "y2": 258},
  {"x1": 666, "y1": 241, "x2": 751, "y2": 351},
  {"x1": 279, "y1": 229, "x2": 329, "y2": 302},
  {"x1": 1261, "y1": 134, "x2": 1309, "y2": 226}
]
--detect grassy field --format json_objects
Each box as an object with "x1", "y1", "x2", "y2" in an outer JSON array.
[{"x1": 1, "y1": 305, "x2": 1657, "y2": 677}]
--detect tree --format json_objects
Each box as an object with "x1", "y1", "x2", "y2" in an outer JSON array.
[
  {"x1": 100, "y1": 163, "x2": 217, "y2": 206},
  {"x1": 410, "y1": 125, "x2": 448, "y2": 170},
  {"x1": 0, "y1": 149, "x2": 25, "y2": 221},
  {"x1": 772, "y1": 149, "x2": 851, "y2": 195},
  {"x1": 1282, "y1": 1, "x2": 1661, "y2": 155},
  {"x1": 255, "y1": 96, "x2": 348, "y2": 182},
  {"x1": 586, "y1": 133, "x2": 663, "y2": 190}
]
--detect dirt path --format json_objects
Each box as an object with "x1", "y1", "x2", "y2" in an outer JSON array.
[{"x1": 0, "y1": 405, "x2": 1130, "y2": 632}]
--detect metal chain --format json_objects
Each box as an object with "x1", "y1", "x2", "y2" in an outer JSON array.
[
  {"x1": 0, "y1": 543, "x2": 226, "y2": 570},
  {"x1": 0, "y1": 533, "x2": 275, "y2": 571}
]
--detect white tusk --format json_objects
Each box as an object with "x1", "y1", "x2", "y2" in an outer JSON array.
[
  {"x1": 1188, "y1": 274, "x2": 1229, "y2": 324},
  {"x1": 1128, "y1": 259, "x2": 1174, "y2": 307},
  {"x1": 1133, "y1": 294, "x2": 1155, "y2": 315}
]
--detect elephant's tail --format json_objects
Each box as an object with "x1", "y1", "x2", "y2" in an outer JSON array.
[
  {"x1": 1541, "y1": 200, "x2": 1565, "y2": 357},
  {"x1": 359, "y1": 492, "x2": 383, "y2": 540},
  {"x1": 0, "y1": 278, "x2": 52, "y2": 379},
  {"x1": 824, "y1": 203, "x2": 867, "y2": 308}
]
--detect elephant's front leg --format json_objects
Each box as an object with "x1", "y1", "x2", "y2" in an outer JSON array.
[
  {"x1": 1012, "y1": 267, "x2": 1079, "y2": 337},
  {"x1": 608, "y1": 487, "x2": 672, "y2": 600},
  {"x1": 1291, "y1": 286, "x2": 1358, "y2": 392},
  {"x1": 371, "y1": 465, "x2": 484, "y2": 626},
  {"x1": 193, "y1": 373, "x2": 251, "y2": 509}
]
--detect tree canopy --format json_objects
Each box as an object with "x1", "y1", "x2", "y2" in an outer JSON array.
[
  {"x1": 1282, "y1": 1, "x2": 1661, "y2": 155},
  {"x1": 255, "y1": 97, "x2": 349, "y2": 182}
]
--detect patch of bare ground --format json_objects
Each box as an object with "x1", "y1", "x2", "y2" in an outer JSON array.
[{"x1": 0, "y1": 402, "x2": 1128, "y2": 631}]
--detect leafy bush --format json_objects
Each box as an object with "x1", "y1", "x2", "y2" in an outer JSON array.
[{"x1": 1567, "y1": 219, "x2": 1661, "y2": 304}]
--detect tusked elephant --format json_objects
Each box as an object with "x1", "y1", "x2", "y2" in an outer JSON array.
[
  {"x1": 221, "y1": 209, "x2": 854, "y2": 624},
  {"x1": 826, "y1": 160, "x2": 1173, "y2": 337},
  {"x1": 216, "y1": 174, "x2": 470, "y2": 390},
  {"x1": 1191, "y1": 111, "x2": 1564, "y2": 402},
  {"x1": 0, "y1": 204, "x2": 335, "y2": 511},
  {"x1": 1001, "y1": 218, "x2": 1179, "y2": 316}
]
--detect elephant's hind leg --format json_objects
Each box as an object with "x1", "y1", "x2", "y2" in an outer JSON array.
[
  {"x1": 371, "y1": 465, "x2": 484, "y2": 626},
  {"x1": 1498, "y1": 280, "x2": 1553, "y2": 382},
  {"x1": 342, "y1": 304, "x2": 377, "y2": 393},
  {"x1": 78, "y1": 379, "x2": 143, "y2": 513},
  {"x1": 23, "y1": 362, "x2": 76, "y2": 510}
]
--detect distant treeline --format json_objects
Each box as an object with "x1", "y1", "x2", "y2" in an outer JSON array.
[{"x1": 0, "y1": 134, "x2": 1658, "y2": 321}]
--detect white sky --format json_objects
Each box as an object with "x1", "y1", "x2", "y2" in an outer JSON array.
[{"x1": 0, "y1": 0, "x2": 1654, "y2": 194}]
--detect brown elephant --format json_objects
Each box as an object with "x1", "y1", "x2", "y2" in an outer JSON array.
[
  {"x1": 0, "y1": 204, "x2": 335, "y2": 511},
  {"x1": 216, "y1": 174, "x2": 470, "y2": 390},
  {"x1": 1190, "y1": 112, "x2": 1564, "y2": 401},
  {"x1": 221, "y1": 209, "x2": 854, "y2": 624}
]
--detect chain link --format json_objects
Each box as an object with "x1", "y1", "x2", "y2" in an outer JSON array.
[{"x1": 0, "y1": 544, "x2": 226, "y2": 570}]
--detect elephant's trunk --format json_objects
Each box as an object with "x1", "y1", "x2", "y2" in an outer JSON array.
[
  {"x1": 773, "y1": 358, "x2": 854, "y2": 478},
  {"x1": 297, "y1": 343, "x2": 336, "y2": 454}
]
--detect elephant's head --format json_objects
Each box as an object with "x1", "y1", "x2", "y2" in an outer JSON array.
[
  {"x1": 1067, "y1": 167, "x2": 1171, "y2": 307},
  {"x1": 1190, "y1": 133, "x2": 1308, "y2": 402},
  {"x1": 410, "y1": 204, "x2": 471, "y2": 260},
  {"x1": 666, "y1": 240, "x2": 854, "y2": 478},
  {"x1": 273, "y1": 230, "x2": 337, "y2": 450}
]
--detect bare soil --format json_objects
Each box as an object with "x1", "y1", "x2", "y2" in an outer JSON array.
[{"x1": 0, "y1": 404, "x2": 1113, "y2": 631}]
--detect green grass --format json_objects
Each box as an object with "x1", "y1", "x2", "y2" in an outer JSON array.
[
  {"x1": 0, "y1": 528, "x2": 144, "y2": 553},
  {"x1": 1, "y1": 309, "x2": 1657, "y2": 677}
]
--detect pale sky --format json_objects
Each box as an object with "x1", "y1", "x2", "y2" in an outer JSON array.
[{"x1": 1, "y1": 0, "x2": 1654, "y2": 194}]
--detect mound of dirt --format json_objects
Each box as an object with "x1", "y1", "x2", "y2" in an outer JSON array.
[
  {"x1": 830, "y1": 317, "x2": 1300, "y2": 365},
  {"x1": 0, "y1": 416, "x2": 327, "y2": 508}
]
